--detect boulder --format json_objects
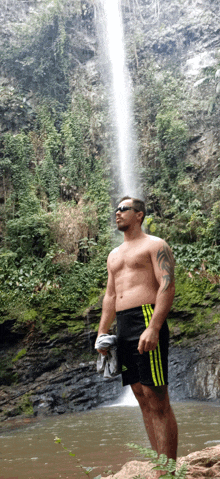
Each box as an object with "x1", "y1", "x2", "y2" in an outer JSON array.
[
  {"x1": 102, "y1": 445, "x2": 220, "y2": 479},
  {"x1": 178, "y1": 445, "x2": 220, "y2": 479}
]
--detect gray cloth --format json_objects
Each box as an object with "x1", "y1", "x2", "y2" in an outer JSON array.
[{"x1": 95, "y1": 334, "x2": 121, "y2": 379}]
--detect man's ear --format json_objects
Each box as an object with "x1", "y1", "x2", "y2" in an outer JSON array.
[{"x1": 136, "y1": 211, "x2": 143, "y2": 223}]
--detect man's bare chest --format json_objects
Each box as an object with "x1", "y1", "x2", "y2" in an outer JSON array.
[{"x1": 110, "y1": 246, "x2": 152, "y2": 274}]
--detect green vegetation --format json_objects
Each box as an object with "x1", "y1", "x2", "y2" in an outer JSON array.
[
  {"x1": 12, "y1": 349, "x2": 27, "y2": 363},
  {"x1": 54, "y1": 438, "x2": 187, "y2": 479},
  {"x1": 0, "y1": 0, "x2": 219, "y2": 344},
  {"x1": 54, "y1": 436, "x2": 102, "y2": 479},
  {"x1": 16, "y1": 393, "x2": 34, "y2": 416},
  {"x1": 127, "y1": 443, "x2": 187, "y2": 479},
  {"x1": 0, "y1": 354, "x2": 18, "y2": 386},
  {"x1": 3, "y1": 393, "x2": 34, "y2": 418},
  {"x1": 168, "y1": 266, "x2": 220, "y2": 340},
  {"x1": 0, "y1": 94, "x2": 111, "y2": 335}
]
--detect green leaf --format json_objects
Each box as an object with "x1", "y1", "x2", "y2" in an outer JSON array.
[
  {"x1": 175, "y1": 463, "x2": 188, "y2": 478},
  {"x1": 69, "y1": 452, "x2": 75, "y2": 457},
  {"x1": 54, "y1": 436, "x2": 61, "y2": 443},
  {"x1": 126, "y1": 443, "x2": 158, "y2": 459},
  {"x1": 166, "y1": 458, "x2": 176, "y2": 473},
  {"x1": 157, "y1": 454, "x2": 168, "y2": 465},
  {"x1": 151, "y1": 453, "x2": 168, "y2": 465},
  {"x1": 85, "y1": 467, "x2": 94, "y2": 473},
  {"x1": 158, "y1": 474, "x2": 173, "y2": 479},
  {"x1": 153, "y1": 465, "x2": 168, "y2": 470}
]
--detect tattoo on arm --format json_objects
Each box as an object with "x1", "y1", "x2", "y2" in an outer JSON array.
[{"x1": 156, "y1": 245, "x2": 175, "y2": 292}]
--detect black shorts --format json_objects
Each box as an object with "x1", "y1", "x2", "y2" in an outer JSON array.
[{"x1": 116, "y1": 304, "x2": 169, "y2": 387}]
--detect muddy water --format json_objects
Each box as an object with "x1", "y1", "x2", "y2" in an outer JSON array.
[{"x1": 0, "y1": 391, "x2": 220, "y2": 479}]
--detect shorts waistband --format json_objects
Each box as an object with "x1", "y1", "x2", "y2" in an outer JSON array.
[{"x1": 116, "y1": 304, "x2": 155, "y2": 316}]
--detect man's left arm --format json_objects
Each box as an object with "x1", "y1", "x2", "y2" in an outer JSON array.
[{"x1": 138, "y1": 239, "x2": 175, "y2": 354}]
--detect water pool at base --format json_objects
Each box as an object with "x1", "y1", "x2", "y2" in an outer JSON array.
[{"x1": 0, "y1": 394, "x2": 220, "y2": 479}]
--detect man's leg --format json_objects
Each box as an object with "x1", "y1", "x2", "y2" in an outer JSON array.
[{"x1": 131, "y1": 382, "x2": 178, "y2": 476}]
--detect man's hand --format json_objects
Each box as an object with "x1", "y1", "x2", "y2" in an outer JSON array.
[
  {"x1": 138, "y1": 327, "x2": 159, "y2": 354},
  {"x1": 97, "y1": 348, "x2": 108, "y2": 356}
]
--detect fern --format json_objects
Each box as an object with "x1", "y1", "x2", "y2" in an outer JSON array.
[
  {"x1": 175, "y1": 463, "x2": 188, "y2": 479},
  {"x1": 126, "y1": 443, "x2": 187, "y2": 479}
]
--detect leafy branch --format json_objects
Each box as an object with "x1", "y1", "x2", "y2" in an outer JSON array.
[{"x1": 54, "y1": 437, "x2": 101, "y2": 479}]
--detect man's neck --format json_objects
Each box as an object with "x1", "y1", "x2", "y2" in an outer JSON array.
[{"x1": 123, "y1": 225, "x2": 146, "y2": 242}]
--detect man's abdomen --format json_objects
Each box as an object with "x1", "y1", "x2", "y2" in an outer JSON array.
[
  {"x1": 115, "y1": 269, "x2": 158, "y2": 312},
  {"x1": 115, "y1": 285, "x2": 157, "y2": 312}
]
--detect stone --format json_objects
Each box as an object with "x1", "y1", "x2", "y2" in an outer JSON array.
[
  {"x1": 101, "y1": 460, "x2": 157, "y2": 479},
  {"x1": 0, "y1": 324, "x2": 220, "y2": 420},
  {"x1": 178, "y1": 445, "x2": 220, "y2": 479},
  {"x1": 102, "y1": 445, "x2": 220, "y2": 479}
]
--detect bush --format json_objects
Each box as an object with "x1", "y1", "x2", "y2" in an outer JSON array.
[{"x1": 156, "y1": 109, "x2": 188, "y2": 178}]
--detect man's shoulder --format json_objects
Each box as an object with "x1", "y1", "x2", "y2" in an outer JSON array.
[
  {"x1": 107, "y1": 245, "x2": 121, "y2": 263},
  {"x1": 145, "y1": 235, "x2": 171, "y2": 254},
  {"x1": 147, "y1": 234, "x2": 163, "y2": 242},
  {"x1": 109, "y1": 245, "x2": 120, "y2": 256},
  {"x1": 145, "y1": 234, "x2": 165, "y2": 247}
]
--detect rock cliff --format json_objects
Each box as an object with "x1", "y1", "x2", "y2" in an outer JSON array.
[
  {"x1": 168, "y1": 323, "x2": 220, "y2": 402},
  {"x1": 0, "y1": 320, "x2": 219, "y2": 421},
  {"x1": 0, "y1": 327, "x2": 122, "y2": 421}
]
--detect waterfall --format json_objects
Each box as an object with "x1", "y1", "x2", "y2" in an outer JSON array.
[
  {"x1": 97, "y1": 0, "x2": 140, "y2": 198},
  {"x1": 110, "y1": 385, "x2": 139, "y2": 407}
]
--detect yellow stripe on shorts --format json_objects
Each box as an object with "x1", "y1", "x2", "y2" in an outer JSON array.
[
  {"x1": 142, "y1": 304, "x2": 165, "y2": 387},
  {"x1": 142, "y1": 304, "x2": 158, "y2": 387}
]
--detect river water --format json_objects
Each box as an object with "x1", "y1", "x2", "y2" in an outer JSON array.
[{"x1": 1, "y1": 387, "x2": 220, "y2": 479}]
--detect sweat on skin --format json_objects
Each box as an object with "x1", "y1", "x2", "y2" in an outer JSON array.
[{"x1": 96, "y1": 197, "x2": 178, "y2": 478}]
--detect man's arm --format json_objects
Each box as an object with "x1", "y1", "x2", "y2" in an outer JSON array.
[
  {"x1": 138, "y1": 239, "x2": 175, "y2": 354},
  {"x1": 97, "y1": 254, "x2": 116, "y2": 353}
]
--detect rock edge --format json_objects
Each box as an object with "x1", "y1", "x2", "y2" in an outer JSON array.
[{"x1": 102, "y1": 445, "x2": 220, "y2": 479}]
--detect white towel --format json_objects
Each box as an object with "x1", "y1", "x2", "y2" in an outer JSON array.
[{"x1": 95, "y1": 334, "x2": 121, "y2": 378}]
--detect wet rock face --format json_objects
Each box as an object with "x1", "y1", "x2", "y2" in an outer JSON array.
[
  {"x1": 0, "y1": 330, "x2": 123, "y2": 420},
  {"x1": 1, "y1": 323, "x2": 220, "y2": 421},
  {"x1": 168, "y1": 329, "x2": 220, "y2": 402},
  {"x1": 0, "y1": 360, "x2": 122, "y2": 419},
  {"x1": 30, "y1": 363, "x2": 122, "y2": 416}
]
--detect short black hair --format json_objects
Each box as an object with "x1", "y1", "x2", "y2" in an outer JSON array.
[{"x1": 118, "y1": 196, "x2": 146, "y2": 224}]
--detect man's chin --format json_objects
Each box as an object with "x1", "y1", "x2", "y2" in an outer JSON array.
[{"x1": 117, "y1": 224, "x2": 129, "y2": 232}]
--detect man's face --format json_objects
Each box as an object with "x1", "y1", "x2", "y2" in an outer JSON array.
[{"x1": 115, "y1": 199, "x2": 137, "y2": 231}]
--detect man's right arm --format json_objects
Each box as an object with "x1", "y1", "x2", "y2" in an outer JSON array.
[{"x1": 97, "y1": 255, "x2": 116, "y2": 351}]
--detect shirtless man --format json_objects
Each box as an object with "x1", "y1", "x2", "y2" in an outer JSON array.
[{"x1": 97, "y1": 196, "x2": 178, "y2": 476}]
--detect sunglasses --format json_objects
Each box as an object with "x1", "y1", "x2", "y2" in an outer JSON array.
[{"x1": 115, "y1": 206, "x2": 139, "y2": 214}]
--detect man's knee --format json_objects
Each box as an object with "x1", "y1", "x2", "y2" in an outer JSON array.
[
  {"x1": 149, "y1": 385, "x2": 168, "y2": 402},
  {"x1": 132, "y1": 382, "x2": 145, "y2": 399},
  {"x1": 131, "y1": 382, "x2": 149, "y2": 409},
  {"x1": 146, "y1": 385, "x2": 171, "y2": 415},
  {"x1": 132, "y1": 383, "x2": 170, "y2": 414}
]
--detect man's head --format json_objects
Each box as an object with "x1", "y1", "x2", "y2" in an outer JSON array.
[{"x1": 115, "y1": 196, "x2": 146, "y2": 231}]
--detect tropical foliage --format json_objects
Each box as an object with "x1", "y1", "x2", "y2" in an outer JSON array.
[{"x1": 0, "y1": 0, "x2": 219, "y2": 339}]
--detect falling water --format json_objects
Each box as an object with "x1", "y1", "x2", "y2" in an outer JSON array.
[
  {"x1": 110, "y1": 385, "x2": 139, "y2": 406},
  {"x1": 98, "y1": 0, "x2": 140, "y2": 197}
]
